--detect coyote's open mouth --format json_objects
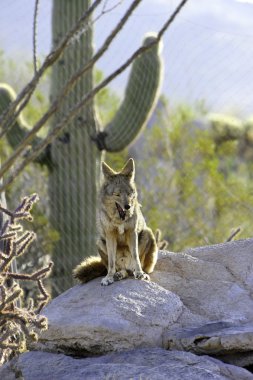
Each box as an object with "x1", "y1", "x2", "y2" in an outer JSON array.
[{"x1": 116, "y1": 202, "x2": 126, "y2": 221}]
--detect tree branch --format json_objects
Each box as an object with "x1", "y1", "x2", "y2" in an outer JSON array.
[
  {"x1": 226, "y1": 227, "x2": 241, "y2": 242},
  {"x1": 33, "y1": 0, "x2": 40, "y2": 75}
]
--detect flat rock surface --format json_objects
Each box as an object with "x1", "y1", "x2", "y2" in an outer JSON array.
[
  {"x1": 35, "y1": 279, "x2": 183, "y2": 355},
  {"x1": 151, "y1": 239, "x2": 253, "y2": 323},
  {"x1": 1, "y1": 348, "x2": 253, "y2": 380}
]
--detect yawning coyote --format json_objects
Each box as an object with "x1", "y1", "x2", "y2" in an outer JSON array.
[{"x1": 73, "y1": 158, "x2": 158, "y2": 286}]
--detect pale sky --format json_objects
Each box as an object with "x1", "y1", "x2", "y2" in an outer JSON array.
[{"x1": 0, "y1": 0, "x2": 253, "y2": 116}]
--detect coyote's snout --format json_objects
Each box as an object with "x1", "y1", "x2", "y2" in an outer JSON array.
[{"x1": 73, "y1": 158, "x2": 158, "y2": 286}]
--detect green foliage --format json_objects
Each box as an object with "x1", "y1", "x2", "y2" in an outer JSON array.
[
  {"x1": 208, "y1": 113, "x2": 244, "y2": 143},
  {"x1": 120, "y1": 99, "x2": 253, "y2": 251},
  {"x1": 105, "y1": 150, "x2": 129, "y2": 172}
]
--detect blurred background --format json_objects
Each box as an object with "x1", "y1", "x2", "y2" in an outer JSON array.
[
  {"x1": 1, "y1": 0, "x2": 253, "y2": 295},
  {"x1": 1, "y1": 0, "x2": 253, "y2": 113}
]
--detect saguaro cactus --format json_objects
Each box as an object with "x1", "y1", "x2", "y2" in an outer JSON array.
[{"x1": 49, "y1": 0, "x2": 163, "y2": 293}]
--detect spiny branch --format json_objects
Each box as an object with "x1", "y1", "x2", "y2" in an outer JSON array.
[
  {"x1": 5, "y1": 262, "x2": 53, "y2": 282},
  {"x1": 0, "y1": 194, "x2": 53, "y2": 364}
]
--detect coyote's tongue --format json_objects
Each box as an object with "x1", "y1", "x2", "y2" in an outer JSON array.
[{"x1": 116, "y1": 203, "x2": 126, "y2": 221}]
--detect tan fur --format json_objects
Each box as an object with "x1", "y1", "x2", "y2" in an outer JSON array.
[{"x1": 73, "y1": 158, "x2": 158, "y2": 286}]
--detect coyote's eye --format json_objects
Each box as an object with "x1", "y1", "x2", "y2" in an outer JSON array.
[{"x1": 113, "y1": 193, "x2": 120, "y2": 197}]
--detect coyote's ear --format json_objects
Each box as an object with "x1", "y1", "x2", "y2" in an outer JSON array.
[
  {"x1": 102, "y1": 161, "x2": 116, "y2": 179},
  {"x1": 120, "y1": 158, "x2": 135, "y2": 180}
]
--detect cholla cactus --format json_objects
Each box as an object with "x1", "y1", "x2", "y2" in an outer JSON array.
[{"x1": 0, "y1": 194, "x2": 53, "y2": 365}]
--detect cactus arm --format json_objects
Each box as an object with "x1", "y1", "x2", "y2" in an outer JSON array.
[
  {"x1": 99, "y1": 34, "x2": 163, "y2": 152},
  {"x1": 0, "y1": 84, "x2": 28, "y2": 148},
  {"x1": 0, "y1": 84, "x2": 50, "y2": 165}
]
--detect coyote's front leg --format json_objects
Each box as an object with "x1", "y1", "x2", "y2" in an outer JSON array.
[
  {"x1": 101, "y1": 232, "x2": 116, "y2": 286},
  {"x1": 127, "y1": 230, "x2": 150, "y2": 281}
]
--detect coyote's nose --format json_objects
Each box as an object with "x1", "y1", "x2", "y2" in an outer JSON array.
[{"x1": 124, "y1": 204, "x2": 130, "y2": 210}]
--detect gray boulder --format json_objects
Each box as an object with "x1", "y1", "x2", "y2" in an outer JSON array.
[
  {"x1": 34, "y1": 279, "x2": 184, "y2": 355},
  {"x1": 151, "y1": 238, "x2": 253, "y2": 365},
  {"x1": 1, "y1": 348, "x2": 253, "y2": 380},
  {"x1": 152, "y1": 238, "x2": 253, "y2": 322},
  {"x1": 1, "y1": 239, "x2": 253, "y2": 377},
  {"x1": 33, "y1": 238, "x2": 253, "y2": 366}
]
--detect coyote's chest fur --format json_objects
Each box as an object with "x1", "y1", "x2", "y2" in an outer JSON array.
[
  {"x1": 117, "y1": 223, "x2": 125, "y2": 235},
  {"x1": 99, "y1": 216, "x2": 139, "y2": 273},
  {"x1": 98, "y1": 203, "x2": 143, "y2": 266}
]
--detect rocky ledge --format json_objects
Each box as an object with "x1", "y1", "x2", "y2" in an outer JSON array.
[{"x1": 1, "y1": 238, "x2": 253, "y2": 379}]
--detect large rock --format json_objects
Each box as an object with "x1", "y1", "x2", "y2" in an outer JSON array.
[
  {"x1": 165, "y1": 321, "x2": 253, "y2": 367},
  {"x1": 151, "y1": 238, "x2": 253, "y2": 365},
  {"x1": 7, "y1": 237, "x2": 247, "y2": 376},
  {"x1": 1, "y1": 348, "x2": 253, "y2": 380},
  {"x1": 34, "y1": 279, "x2": 184, "y2": 355},
  {"x1": 152, "y1": 238, "x2": 253, "y2": 322},
  {"x1": 32, "y1": 239, "x2": 253, "y2": 364}
]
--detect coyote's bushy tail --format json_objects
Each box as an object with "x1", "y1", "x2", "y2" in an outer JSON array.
[{"x1": 73, "y1": 256, "x2": 107, "y2": 283}]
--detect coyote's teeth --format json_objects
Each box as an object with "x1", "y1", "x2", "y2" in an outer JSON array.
[{"x1": 115, "y1": 202, "x2": 126, "y2": 221}]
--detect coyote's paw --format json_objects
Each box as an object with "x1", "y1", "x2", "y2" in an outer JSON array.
[
  {"x1": 101, "y1": 275, "x2": 114, "y2": 286},
  {"x1": 114, "y1": 270, "x2": 128, "y2": 281},
  {"x1": 134, "y1": 271, "x2": 150, "y2": 281}
]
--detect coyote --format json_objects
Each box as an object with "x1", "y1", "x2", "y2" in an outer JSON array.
[{"x1": 73, "y1": 158, "x2": 158, "y2": 286}]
